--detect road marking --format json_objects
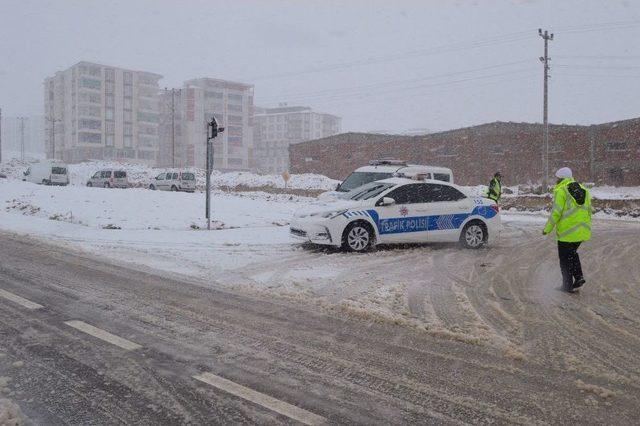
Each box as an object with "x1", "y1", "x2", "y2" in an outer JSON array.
[
  {"x1": 64, "y1": 320, "x2": 142, "y2": 351},
  {"x1": 193, "y1": 372, "x2": 325, "y2": 425},
  {"x1": 0, "y1": 288, "x2": 43, "y2": 310}
]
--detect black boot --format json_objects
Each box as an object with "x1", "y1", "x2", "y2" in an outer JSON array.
[{"x1": 573, "y1": 278, "x2": 585, "y2": 290}]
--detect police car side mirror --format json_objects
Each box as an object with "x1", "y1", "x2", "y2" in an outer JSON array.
[{"x1": 378, "y1": 197, "x2": 396, "y2": 206}]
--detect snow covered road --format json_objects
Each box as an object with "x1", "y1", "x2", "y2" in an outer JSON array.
[{"x1": 2, "y1": 179, "x2": 640, "y2": 423}]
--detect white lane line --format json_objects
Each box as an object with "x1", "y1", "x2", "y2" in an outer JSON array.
[
  {"x1": 0, "y1": 288, "x2": 43, "y2": 310},
  {"x1": 64, "y1": 320, "x2": 142, "y2": 351},
  {"x1": 193, "y1": 372, "x2": 325, "y2": 425}
]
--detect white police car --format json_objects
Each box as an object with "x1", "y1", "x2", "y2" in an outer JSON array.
[
  {"x1": 290, "y1": 177, "x2": 500, "y2": 251},
  {"x1": 318, "y1": 160, "x2": 453, "y2": 200}
]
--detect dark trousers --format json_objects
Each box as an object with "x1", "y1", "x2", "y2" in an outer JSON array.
[{"x1": 557, "y1": 241, "x2": 584, "y2": 290}]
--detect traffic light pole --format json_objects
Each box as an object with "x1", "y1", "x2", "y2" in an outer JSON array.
[{"x1": 206, "y1": 116, "x2": 224, "y2": 230}]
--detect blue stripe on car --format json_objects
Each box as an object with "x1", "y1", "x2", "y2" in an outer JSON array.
[{"x1": 364, "y1": 205, "x2": 495, "y2": 235}]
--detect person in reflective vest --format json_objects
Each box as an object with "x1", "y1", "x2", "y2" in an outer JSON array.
[
  {"x1": 543, "y1": 167, "x2": 592, "y2": 292},
  {"x1": 487, "y1": 172, "x2": 502, "y2": 202}
]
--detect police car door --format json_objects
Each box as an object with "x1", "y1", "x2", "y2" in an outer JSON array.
[
  {"x1": 374, "y1": 183, "x2": 429, "y2": 243},
  {"x1": 415, "y1": 183, "x2": 470, "y2": 242}
]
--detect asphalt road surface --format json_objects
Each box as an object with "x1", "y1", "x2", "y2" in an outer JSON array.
[{"x1": 1, "y1": 229, "x2": 639, "y2": 425}]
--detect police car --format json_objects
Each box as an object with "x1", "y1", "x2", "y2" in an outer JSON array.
[
  {"x1": 318, "y1": 160, "x2": 453, "y2": 200},
  {"x1": 290, "y1": 177, "x2": 500, "y2": 251}
]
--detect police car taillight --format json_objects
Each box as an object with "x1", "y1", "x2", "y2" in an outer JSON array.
[{"x1": 490, "y1": 204, "x2": 500, "y2": 214}]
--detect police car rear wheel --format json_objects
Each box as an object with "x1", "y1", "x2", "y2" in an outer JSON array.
[
  {"x1": 343, "y1": 223, "x2": 372, "y2": 252},
  {"x1": 461, "y1": 222, "x2": 486, "y2": 249}
]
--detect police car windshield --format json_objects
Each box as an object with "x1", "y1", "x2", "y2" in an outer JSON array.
[
  {"x1": 345, "y1": 182, "x2": 395, "y2": 201},
  {"x1": 339, "y1": 172, "x2": 393, "y2": 192}
]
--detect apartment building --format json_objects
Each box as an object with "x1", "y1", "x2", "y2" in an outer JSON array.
[
  {"x1": 178, "y1": 78, "x2": 254, "y2": 170},
  {"x1": 44, "y1": 61, "x2": 162, "y2": 164},
  {"x1": 254, "y1": 106, "x2": 341, "y2": 174}
]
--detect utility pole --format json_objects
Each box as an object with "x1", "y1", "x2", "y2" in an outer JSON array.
[
  {"x1": 206, "y1": 116, "x2": 225, "y2": 230},
  {"x1": 539, "y1": 28, "x2": 553, "y2": 188},
  {"x1": 0, "y1": 108, "x2": 3, "y2": 164},
  {"x1": 19, "y1": 117, "x2": 26, "y2": 161},
  {"x1": 45, "y1": 115, "x2": 61, "y2": 160},
  {"x1": 171, "y1": 89, "x2": 176, "y2": 167},
  {"x1": 164, "y1": 88, "x2": 181, "y2": 167}
]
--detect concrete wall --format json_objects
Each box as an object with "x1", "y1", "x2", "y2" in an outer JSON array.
[{"x1": 290, "y1": 118, "x2": 640, "y2": 186}]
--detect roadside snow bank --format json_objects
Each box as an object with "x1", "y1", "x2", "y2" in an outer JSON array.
[
  {"x1": 0, "y1": 397, "x2": 27, "y2": 426},
  {"x1": 1, "y1": 180, "x2": 304, "y2": 230},
  {"x1": 1, "y1": 160, "x2": 339, "y2": 192}
]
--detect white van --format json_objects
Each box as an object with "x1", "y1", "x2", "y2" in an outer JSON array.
[
  {"x1": 23, "y1": 160, "x2": 69, "y2": 186},
  {"x1": 149, "y1": 171, "x2": 196, "y2": 192},
  {"x1": 86, "y1": 170, "x2": 129, "y2": 188},
  {"x1": 319, "y1": 160, "x2": 453, "y2": 200}
]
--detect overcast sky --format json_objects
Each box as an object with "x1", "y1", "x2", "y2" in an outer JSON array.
[{"x1": 1, "y1": 0, "x2": 639, "y2": 132}]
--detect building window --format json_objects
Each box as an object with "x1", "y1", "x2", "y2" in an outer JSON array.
[
  {"x1": 105, "y1": 134, "x2": 114, "y2": 146},
  {"x1": 105, "y1": 95, "x2": 115, "y2": 107},
  {"x1": 79, "y1": 105, "x2": 101, "y2": 117},
  {"x1": 79, "y1": 132, "x2": 102, "y2": 144},
  {"x1": 137, "y1": 112, "x2": 159, "y2": 123},
  {"x1": 106, "y1": 121, "x2": 115, "y2": 133},
  {"x1": 123, "y1": 72, "x2": 133, "y2": 84},
  {"x1": 228, "y1": 94, "x2": 243, "y2": 103},
  {"x1": 105, "y1": 68, "x2": 115, "y2": 81},
  {"x1": 137, "y1": 150, "x2": 155, "y2": 160},
  {"x1": 606, "y1": 141, "x2": 628, "y2": 151},
  {"x1": 205, "y1": 91, "x2": 223, "y2": 99},
  {"x1": 228, "y1": 104, "x2": 243, "y2": 112},
  {"x1": 105, "y1": 81, "x2": 115, "y2": 94},
  {"x1": 124, "y1": 135, "x2": 132, "y2": 147},
  {"x1": 106, "y1": 108, "x2": 114, "y2": 120},
  {"x1": 80, "y1": 78, "x2": 101, "y2": 90},
  {"x1": 86, "y1": 65, "x2": 101, "y2": 76},
  {"x1": 79, "y1": 119, "x2": 102, "y2": 130},
  {"x1": 228, "y1": 115, "x2": 242, "y2": 125},
  {"x1": 124, "y1": 123, "x2": 133, "y2": 136},
  {"x1": 124, "y1": 97, "x2": 132, "y2": 110},
  {"x1": 124, "y1": 85, "x2": 133, "y2": 97}
]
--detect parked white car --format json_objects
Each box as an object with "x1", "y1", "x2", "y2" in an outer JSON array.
[
  {"x1": 22, "y1": 160, "x2": 69, "y2": 186},
  {"x1": 319, "y1": 160, "x2": 453, "y2": 200},
  {"x1": 149, "y1": 171, "x2": 196, "y2": 192},
  {"x1": 86, "y1": 170, "x2": 129, "y2": 188},
  {"x1": 291, "y1": 177, "x2": 500, "y2": 252}
]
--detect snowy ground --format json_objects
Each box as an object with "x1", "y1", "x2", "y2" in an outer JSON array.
[
  {"x1": 3, "y1": 177, "x2": 640, "y2": 413},
  {"x1": 1, "y1": 178, "x2": 638, "y2": 329}
]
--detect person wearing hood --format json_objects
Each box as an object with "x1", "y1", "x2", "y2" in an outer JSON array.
[{"x1": 543, "y1": 167, "x2": 592, "y2": 292}]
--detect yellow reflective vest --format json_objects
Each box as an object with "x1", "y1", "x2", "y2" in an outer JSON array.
[
  {"x1": 543, "y1": 178, "x2": 592, "y2": 242},
  {"x1": 488, "y1": 177, "x2": 502, "y2": 202}
]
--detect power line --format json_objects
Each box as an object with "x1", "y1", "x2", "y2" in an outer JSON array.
[
  {"x1": 244, "y1": 20, "x2": 640, "y2": 82},
  {"x1": 259, "y1": 68, "x2": 538, "y2": 107},
  {"x1": 257, "y1": 59, "x2": 534, "y2": 104},
  {"x1": 555, "y1": 54, "x2": 640, "y2": 60},
  {"x1": 243, "y1": 29, "x2": 538, "y2": 81},
  {"x1": 555, "y1": 64, "x2": 640, "y2": 70}
]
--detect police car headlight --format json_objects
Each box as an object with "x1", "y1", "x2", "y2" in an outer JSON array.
[{"x1": 320, "y1": 209, "x2": 348, "y2": 219}]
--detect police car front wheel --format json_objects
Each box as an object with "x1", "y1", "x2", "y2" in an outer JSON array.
[
  {"x1": 460, "y1": 221, "x2": 487, "y2": 249},
  {"x1": 342, "y1": 222, "x2": 373, "y2": 252}
]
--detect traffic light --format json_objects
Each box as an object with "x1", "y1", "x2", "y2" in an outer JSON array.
[{"x1": 208, "y1": 116, "x2": 225, "y2": 140}]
